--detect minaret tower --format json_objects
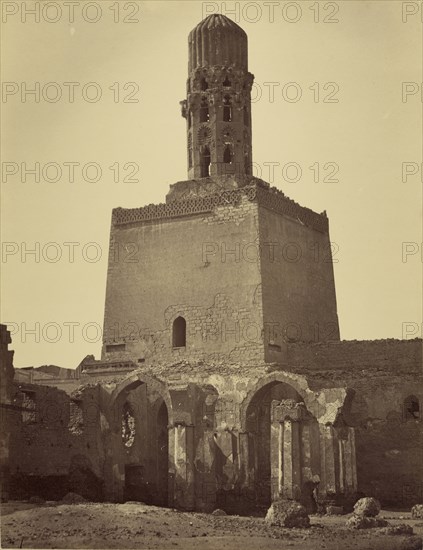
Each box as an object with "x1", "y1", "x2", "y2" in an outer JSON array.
[{"x1": 180, "y1": 14, "x2": 254, "y2": 180}]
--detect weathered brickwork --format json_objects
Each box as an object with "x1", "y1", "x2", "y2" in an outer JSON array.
[
  {"x1": 6, "y1": 383, "x2": 105, "y2": 500},
  {"x1": 103, "y1": 195, "x2": 264, "y2": 366},
  {"x1": 103, "y1": 179, "x2": 336, "y2": 369},
  {"x1": 201, "y1": 194, "x2": 257, "y2": 226},
  {"x1": 285, "y1": 339, "x2": 423, "y2": 506}
]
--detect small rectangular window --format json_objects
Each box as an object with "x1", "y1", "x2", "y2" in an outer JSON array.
[{"x1": 106, "y1": 343, "x2": 126, "y2": 352}]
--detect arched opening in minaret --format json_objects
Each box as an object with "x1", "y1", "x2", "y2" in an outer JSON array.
[
  {"x1": 223, "y1": 145, "x2": 233, "y2": 164},
  {"x1": 223, "y1": 76, "x2": 231, "y2": 87},
  {"x1": 200, "y1": 146, "x2": 211, "y2": 177},
  {"x1": 200, "y1": 97, "x2": 209, "y2": 122},
  {"x1": 223, "y1": 95, "x2": 232, "y2": 122},
  {"x1": 188, "y1": 148, "x2": 192, "y2": 169},
  {"x1": 200, "y1": 77, "x2": 208, "y2": 91},
  {"x1": 188, "y1": 110, "x2": 192, "y2": 129},
  {"x1": 244, "y1": 106, "x2": 249, "y2": 126},
  {"x1": 172, "y1": 316, "x2": 186, "y2": 348}
]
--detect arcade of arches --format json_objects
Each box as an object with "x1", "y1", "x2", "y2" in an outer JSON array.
[{"x1": 100, "y1": 372, "x2": 357, "y2": 514}]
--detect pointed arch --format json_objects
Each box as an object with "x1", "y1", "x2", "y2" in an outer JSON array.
[
  {"x1": 223, "y1": 144, "x2": 233, "y2": 164},
  {"x1": 223, "y1": 95, "x2": 232, "y2": 122},
  {"x1": 200, "y1": 146, "x2": 211, "y2": 177},
  {"x1": 200, "y1": 97, "x2": 209, "y2": 122},
  {"x1": 172, "y1": 316, "x2": 186, "y2": 348}
]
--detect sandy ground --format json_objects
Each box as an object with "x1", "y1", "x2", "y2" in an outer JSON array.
[{"x1": 1, "y1": 501, "x2": 423, "y2": 550}]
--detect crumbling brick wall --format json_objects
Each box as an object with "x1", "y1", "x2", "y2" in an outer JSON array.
[
  {"x1": 8, "y1": 383, "x2": 105, "y2": 501},
  {"x1": 285, "y1": 338, "x2": 423, "y2": 506}
]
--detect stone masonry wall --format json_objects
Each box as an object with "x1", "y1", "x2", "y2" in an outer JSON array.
[
  {"x1": 285, "y1": 339, "x2": 423, "y2": 506},
  {"x1": 257, "y1": 205, "x2": 340, "y2": 364},
  {"x1": 102, "y1": 196, "x2": 264, "y2": 365}
]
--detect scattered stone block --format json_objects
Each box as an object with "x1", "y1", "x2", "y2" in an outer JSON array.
[
  {"x1": 346, "y1": 515, "x2": 388, "y2": 529},
  {"x1": 265, "y1": 500, "x2": 310, "y2": 528},
  {"x1": 353, "y1": 497, "x2": 381, "y2": 517},
  {"x1": 211, "y1": 509, "x2": 227, "y2": 516},
  {"x1": 411, "y1": 504, "x2": 423, "y2": 519},
  {"x1": 326, "y1": 505, "x2": 344, "y2": 515}
]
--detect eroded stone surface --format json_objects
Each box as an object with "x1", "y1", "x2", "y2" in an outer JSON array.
[
  {"x1": 265, "y1": 500, "x2": 310, "y2": 528},
  {"x1": 353, "y1": 497, "x2": 381, "y2": 517},
  {"x1": 346, "y1": 515, "x2": 388, "y2": 529}
]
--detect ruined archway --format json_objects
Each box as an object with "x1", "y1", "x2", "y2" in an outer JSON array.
[
  {"x1": 238, "y1": 373, "x2": 357, "y2": 514},
  {"x1": 240, "y1": 378, "x2": 319, "y2": 514},
  {"x1": 104, "y1": 373, "x2": 172, "y2": 504}
]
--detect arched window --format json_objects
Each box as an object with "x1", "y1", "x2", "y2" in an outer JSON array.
[
  {"x1": 200, "y1": 97, "x2": 209, "y2": 122},
  {"x1": 403, "y1": 395, "x2": 420, "y2": 420},
  {"x1": 223, "y1": 144, "x2": 233, "y2": 164},
  {"x1": 200, "y1": 77, "x2": 208, "y2": 91},
  {"x1": 188, "y1": 110, "x2": 192, "y2": 129},
  {"x1": 223, "y1": 76, "x2": 231, "y2": 87},
  {"x1": 121, "y1": 401, "x2": 136, "y2": 447},
  {"x1": 172, "y1": 316, "x2": 186, "y2": 348},
  {"x1": 188, "y1": 148, "x2": 192, "y2": 168},
  {"x1": 200, "y1": 146, "x2": 211, "y2": 177},
  {"x1": 223, "y1": 95, "x2": 232, "y2": 122}
]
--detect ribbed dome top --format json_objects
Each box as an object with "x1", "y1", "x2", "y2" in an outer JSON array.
[{"x1": 188, "y1": 14, "x2": 248, "y2": 72}]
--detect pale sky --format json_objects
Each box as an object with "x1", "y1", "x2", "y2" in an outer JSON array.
[{"x1": 1, "y1": 0, "x2": 422, "y2": 368}]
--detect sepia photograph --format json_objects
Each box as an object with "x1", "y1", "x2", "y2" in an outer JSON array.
[{"x1": 1, "y1": 1, "x2": 422, "y2": 548}]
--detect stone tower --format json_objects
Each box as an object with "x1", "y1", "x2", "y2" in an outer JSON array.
[
  {"x1": 180, "y1": 15, "x2": 254, "y2": 179},
  {"x1": 102, "y1": 14, "x2": 340, "y2": 366}
]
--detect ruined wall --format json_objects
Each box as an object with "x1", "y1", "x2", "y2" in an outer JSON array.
[
  {"x1": 0, "y1": 324, "x2": 15, "y2": 501},
  {"x1": 89, "y1": 364, "x2": 351, "y2": 513},
  {"x1": 7, "y1": 337, "x2": 421, "y2": 509},
  {"x1": 258, "y1": 204, "x2": 339, "y2": 364},
  {"x1": 102, "y1": 196, "x2": 264, "y2": 365},
  {"x1": 116, "y1": 382, "x2": 169, "y2": 506},
  {"x1": 8, "y1": 383, "x2": 105, "y2": 501},
  {"x1": 285, "y1": 338, "x2": 423, "y2": 506}
]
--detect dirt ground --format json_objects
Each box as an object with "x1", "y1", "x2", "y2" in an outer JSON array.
[{"x1": 1, "y1": 501, "x2": 423, "y2": 550}]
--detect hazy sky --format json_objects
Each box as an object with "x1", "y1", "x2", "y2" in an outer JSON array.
[{"x1": 1, "y1": 0, "x2": 422, "y2": 368}]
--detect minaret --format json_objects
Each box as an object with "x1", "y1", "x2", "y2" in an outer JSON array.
[{"x1": 180, "y1": 14, "x2": 254, "y2": 180}]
